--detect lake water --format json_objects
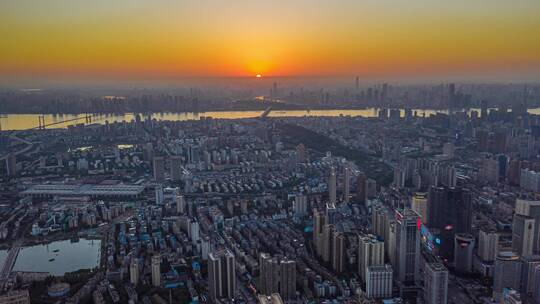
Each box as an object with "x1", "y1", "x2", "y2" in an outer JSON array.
[
  {"x1": 2, "y1": 108, "x2": 540, "y2": 131},
  {"x1": 0, "y1": 238, "x2": 101, "y2": 276}
]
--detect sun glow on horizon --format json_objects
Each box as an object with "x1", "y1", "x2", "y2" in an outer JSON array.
[{"x1": 1, "y1": 0, "x2": 540, "y2": 81}]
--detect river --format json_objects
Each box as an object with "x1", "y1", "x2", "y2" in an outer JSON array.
[{"x1": 2, "y1": 108, "x2": 540, "y2": 131}]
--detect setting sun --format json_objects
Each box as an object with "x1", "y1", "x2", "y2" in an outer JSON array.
[{"x1": 256, "y1": 74, "x2": 262, "y2": 78}]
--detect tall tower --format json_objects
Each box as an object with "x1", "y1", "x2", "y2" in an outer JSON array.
[
  {"x1": 344, "y1": 165, "x2": 351, "y2": 203},
  {"x1": 493, "y1": 251, "x2": 522, "y2": 302},
  {"x1": 366, "y1": 265, "x2": 393, "y2": 299},
  {"x1": 151, "y1": 255, "x2": 161, "y2": 287},
  {"x1": 478, "y1": 227, "x2": 499, "y2": 262},
  {"x1": 170, "y1": 156, "x2": 183, "y2": 181},
  {"x1": 512, "y1": 215, "x2": 535, "y2": 256},
  {"x1": 357, "y1": 172, "x2": 367, "y2": 205},
  {"x1": 332, "y1": 231, "x2": 346, "y2": 273},
  {"x1": 454, "y1": 233, "x2": 475, "y2": 274},
  {"x1": 328, "y1": 167, "x2": 337, "y2": 204},
  {"x1": 153, "y1": 156, "x2": 165, "y2": 182},
  {"x1": 176, "y1": 194, "x2": 186, "y2": 215},
  {"x1": 208, "y1": 249, "x2": 236, "y2": 302},
  {"x1": 130, "y1": 259, "x2": 139, "y2": 285},
  {"x1": 514, "y1": 198, "x2": 540, "y2": 254},
  {"x1": 259, "y1": 253, "x2": 297, "y2": 300},
  {"x1": 395, "y1": 209, "x2": 421, "y2": 288},
  {"x1": 424, "y1": 263, "x2": 448, "y2": 304},
  {"x1": 358, "y1": 234, "x2": 385, "y2": 282},
  {"x1": 313, "y1": 209, "x2": 326, "y2": 256}
]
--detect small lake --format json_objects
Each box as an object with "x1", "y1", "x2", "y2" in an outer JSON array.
[{"x1": 0, "y1": 238, "x2": 101, "y2": 276}]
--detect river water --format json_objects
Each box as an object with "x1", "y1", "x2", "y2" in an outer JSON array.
[{"x1": 2, "y1": 108, "x2": 540, "y2": 131}]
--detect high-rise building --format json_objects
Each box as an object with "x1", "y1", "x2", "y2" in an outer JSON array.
[
  {"x1": 366, "y1": 265, "x2": 393, "y2": 299},
  {"x1": 520, "y1": 255, "x2": 540, "y2": 295},
  {"x1": 313, "y1": 209, "x2": 326, "y2": 256},
  {"x1": 344, "y1": 166, "x2": 351, "y2": 203},
  {"x1": 515, "y1": 199, "x2": 540, "y2": 254},
  {"x1": 296, "y1": 143, "x2": 307, "y2": 163},
  {"x1": 258, "y1": 253, "x2": 296, "y2": 300},
  {"x1": 427, "y1": 186, "x2": 472, "y2": 259},
  {"x1": 130, "y1": 259, "x2": 139, "y2": 285},
  {"x1": 321, "y1": 224, "x2": 335, "y2": 263},
  {"x1": 358, "y1": 234, "x2": 385, "y2": 282},
  {"x1": 153, "y1": 156, "x2": 165, "y2": 182},
  {"x1": 155, "y1": 184, "x2": 164, "y2": 204},
  {"x1": 395, "y1": 209, "x2": 421, "y2": 286},
  {"x1": 512, "y1": 215, "x2": 536, "y2": 256},
  {"x1": 357, "y1": 172, "x2": 367, "y2": 205},
  {"x1": 372, "y1": 204, "x2": 388, "y2": 238},
  {"x1": 170, "y1": 156, "x2": 182, "y2": 181},
  {"x1": 293, "y1": 194, "x2": 308, "y2": 216},
  {"x1": 328, "y1": 167, "x2": 337, "y2": 205},
  {"x1": 454, "y1": 233, "x2": 475, "y2": 274},
  {"x1": 424, "y1": 263, "x2": 448, "y2": 304},
  {"x1": 533, "y1": 265, "x2": 540, "y2": 303},
  {"x1": 520, "y1": 169, "x2": 540, "y2": 192},
  {"x1": 190, "y1": 220, "x2": 200, "y2": 245},
  {"x1": 366, "y1": 178, "x2": 377, "y2": 199},
  {"x1": 5, "y1": 153, "x2": 16, "y2": 176},
  {"x1": 151, "y1": 255, "x2": 161, "y2": 287},
  {"x1": 493, "y1": 252, "x2": 522, "y2": 302},
  {"x1": 476, "y1": 129, "x2": 489, "y2": 152},
  {"x1": 176, "y1": 194, "x2": 185, "y2": 214},
  {"x1": 411, "y1": 192, "x2": 428, "y2": 225},
  {"x1": 209, "y1": 249, "x2": 236, "y2": 302},
  {"x1": 508, "y1": 159, "x2": 521, "y2": 185},
  {"x1": 478, "y1": 228, "x2": 499, "y2": 262},
  {"x1": 332, "y1": 231, "x2": 346, "y2": 273}
]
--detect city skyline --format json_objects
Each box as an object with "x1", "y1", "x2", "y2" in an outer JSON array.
[{"x1": 1, "y1": 0, "x2": 540, "y2": 85}]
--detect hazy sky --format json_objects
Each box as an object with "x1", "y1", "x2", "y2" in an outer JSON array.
[{"x1": 1, "y1": 0, "x2": 540, "y2": 82}]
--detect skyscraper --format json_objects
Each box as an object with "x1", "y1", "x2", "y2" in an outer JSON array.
[
  {"x1": 344, "y1": 165, "x2": 351, "y2": 203},
  {"x1": 366, "y1": 265, "x2": 393, "y2": 299},
  {"x1": 153, "y1": 156, "x2": 165, "y2": 182},
  {"x1": 209, "y1": 249, "x2": 236, "y2": 302},
  {"x1": 321, "y1": 224, "x2": 335, "y2": 263},
  {"x1": 395, "y1": 209, "x2": 421, "y2": 287},
  {"x1": 427, "y1": 186, "x2": 472, "y2": 259},
  {"x1": 357, "y1": 172, "x2": 367, "y2": 205},
  {"x1": 358, "y1": 234, "x2": 385, "y2": 282},
  {"x1": 424, "y1": 263, "x2": 448, "y2": 304},
  {"x1": 478, "y1": 227, "x2": 499, "y2": 262},
  {"x1": 493, "y1": 251, "x2": 522, "y2": 302},
  {"x1": 313, "y1": 209, "x2": 326, "y2": 256},
  {"x1": 454, "y1": 233, "x2": 475, "y2": 274},
  {"x1": 514, "y1": 199, "x2": 540, "y2": 254},
  {"x1": 411, "y1": 192, "x2": 428, "y2": 225},
  {"x1": 151, "y1": 255, "x2": 161, "y2": 287},
  {"x1": 259, "y1": 254, "x2": 297, "y2": 300},
  {"x1": 512, "y1": 215, "x2": 536, "y2": 256},
  {"x1": 332, "y1": 231, "x2": 346, "y2": 273},
  {"x1": 293, "y1": 194, "x2": 308, "y2": 216},
  {"x1": 296, "y1": 143, "x2": 306, "y2": 163},
  {"x1": 130, "y1": 259, "x2": 139, "y2": 285},
  {"x1": 328, "y1": 167, "x2": 337, "y2": 204},
  {"x1": 170, "y1": 155, "x2": 183, "y2": 181},
  {"x1": 176, "y1": 194, "x2": 186, "y2": 214},
  {"x1": 5, "y1": 153, "x2": 16, "y2": 176}
]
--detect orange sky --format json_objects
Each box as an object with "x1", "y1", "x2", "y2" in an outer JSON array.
[{"x1": 1, "y1": 0, "x2": 540, "y2": 81}]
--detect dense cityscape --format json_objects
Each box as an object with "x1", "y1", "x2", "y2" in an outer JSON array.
[
  {"x1": 1, "y1": 89, "x2": 540, "y2": 303},
  {"x1": 2, "y1": 0, "x2": 540, "y2": 303}
]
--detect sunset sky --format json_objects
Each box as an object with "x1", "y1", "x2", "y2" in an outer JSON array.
[{"x1": 1, "y1": 0, "x2": 540, "y2": 82}]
